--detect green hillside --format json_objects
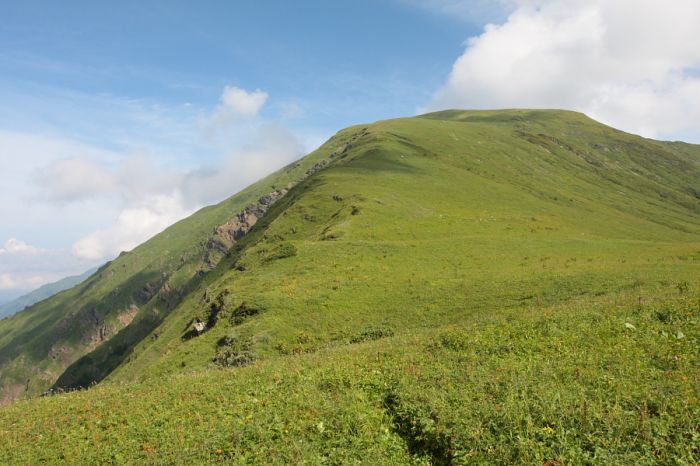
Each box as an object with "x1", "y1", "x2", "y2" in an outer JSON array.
[
  {"x1": 1, "y1": 110, "x2": 699, "y2": 464},
  {"x1": 0, "y1": 135, "x2": 338, "y2": 404}
]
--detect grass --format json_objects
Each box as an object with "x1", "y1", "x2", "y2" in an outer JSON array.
[
  {"x1": 0, "y1": 109, "x2": 699, "y2": 463},
  {"x1": 1, "y1": 289, "x2": 697, "y2": 464}
]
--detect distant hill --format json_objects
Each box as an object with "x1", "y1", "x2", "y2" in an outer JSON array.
[
  {"x1": 0, "y1": 290, "x2": 24, "y2": 308},
  {"x1": 0, "y1": 268, "x2": 97, "y2": 320},
  {"x1": 0, "y1": 110, "x2": 698, "y2": 463}
]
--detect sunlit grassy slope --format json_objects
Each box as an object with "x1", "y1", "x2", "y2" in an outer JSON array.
[{"x1": 1, "y1": 110, "x2": 699, "y2": 464}]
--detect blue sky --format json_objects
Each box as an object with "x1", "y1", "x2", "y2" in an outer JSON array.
[
  {"x1": 0, "y1": 1, "x2": 486, "y2": 136},
  {"x1": 1, "y1": 0, "x2": 699, "y2": 297}
]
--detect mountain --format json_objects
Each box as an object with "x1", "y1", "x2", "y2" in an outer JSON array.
[
  {"x1": 0, "y1": 268, "x2": 97, "y2": 320},
  {"x1": 0, "y1": 110, "x2": 698, "y2": 464},
  {"x1": 0, "y1": 290, "x2": 24, "y2": 308},
  {"x1": 0, "y1": 139, "x2": 334, "y2": 405}
]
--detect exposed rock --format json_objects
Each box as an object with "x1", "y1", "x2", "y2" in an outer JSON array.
[
  {"x1": 204, "y1": 129, "x2": 368, "y2": 266},
  {"x1": 193, "y1": 321, "x2": 206, "y2": 333},
  {"x1": 48, "y1": 345, "x2": 70, "y2": 361},
  {"x1": 138, "y1": 282, "x2": 159, "y2": 303},
  {"x1": 118, "y1": 305, "x2": 139, "y2": 327},
  {"x1": 206, "y1": 188, "x2": 292, "y2": 266}
]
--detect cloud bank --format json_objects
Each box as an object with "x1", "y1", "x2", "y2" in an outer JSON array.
[
  {"x1": 54, "y1": 86, "x2": 303, "y2": 262},
  {"x1": 1, "y1": 85, "x2": 305, "y2": 288},
  {"x1": 426, "y1": 0, "x2": 700, "y2": 140}
]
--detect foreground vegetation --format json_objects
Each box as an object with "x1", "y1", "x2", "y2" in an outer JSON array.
[
  {"x1": 1, "y1": 110, "x2": 699, "y2": 463},
  {"x1": 1, "y1": 288, "x2": 698, "y2": 464}
]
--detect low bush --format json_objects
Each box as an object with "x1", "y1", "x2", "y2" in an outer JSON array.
[
  {"x1": 350, "y1": 326, "x2": 394, "y2": 344},
  {"x1": 213, "y1": 334, "x2": 255, "y2": 368},
  {"x1": 263, "y1": 242, "x2": 297, "y2": 262}
]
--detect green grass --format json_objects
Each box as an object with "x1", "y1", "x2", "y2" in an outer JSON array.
[
  {"x1": 1, "y1": 109, "x2": 699, "y2": 463},
  {"x1": 1, "y1": 290, "x2": 697, "y2": 464}
]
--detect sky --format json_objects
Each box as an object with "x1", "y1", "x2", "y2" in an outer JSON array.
[{"x1": 1, "y1": 0, "x2": 699, "y2": 299}]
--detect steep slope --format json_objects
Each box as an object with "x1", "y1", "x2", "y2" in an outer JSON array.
[
  {"x1": 0, "y1": 268, "x2": 97, "y2": 320},
  {"x1": 0, "y1": 126, "x2": 360, "y2": 404},
  {"x1": 98, "y1": 109, "x2": 700, "y2": 384},
  {"x1": 1, "y1": 110, "x2": 699, "y2": 464}
]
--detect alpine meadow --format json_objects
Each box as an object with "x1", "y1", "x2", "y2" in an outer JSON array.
[{"x1": 1, "y1": 109, "x2": 699, "y2": 464}]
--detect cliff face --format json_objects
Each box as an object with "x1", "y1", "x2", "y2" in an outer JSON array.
[{"x1": 207, "y1": 187, "x2": 291, "y2": 262}]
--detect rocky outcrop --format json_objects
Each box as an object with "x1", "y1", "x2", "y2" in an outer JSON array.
[
  {"x1": 205, "y1": 187, "x2": 291, "y2": 267},
  {"x1": 216, "y1": 188, "x2": 289, "y2": 243},
  {"x1": 205, "y1": 127, "x2": 372, "y2": 266}
]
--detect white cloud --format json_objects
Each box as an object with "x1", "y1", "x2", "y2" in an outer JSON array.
[
  {"x1": 0, "y1": 273, "x2": 23, "y2": 290},
  {"x1": 182, "y1": 124, "x2": 304, "y2": 207},
  {"x1": 63, "y1": 86, "x2": 304, "y2": 261},
  {"x1": 220, "y1": 86, "x2": 268, "y2": 117},
  {"x1": 1, "y1": 83, "x2": 307, "y2": 288},
  {"x1": 35, "y1": 155, "x2": 184, "y2": 204},
  {"x1": 2, "y1": 84, "x2": 306, "y2": 273},
  {"x1": 72, "y1": 193, "x2": 193, "y2": 260},
  {"x1": 35, "y1": 158, "x2": 117, "y2": 202},
  {"x1": 0, "y1": 273, "x2": 52, "y2": 291},
  {"x1": 426, "y1": 0, "x2": 700, "y2": 140},
  {"x1": 0, "y1": 238, "x2": 42, "y2": 255}
]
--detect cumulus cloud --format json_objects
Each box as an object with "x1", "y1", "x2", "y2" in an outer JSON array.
[
  {"x1": 72, "y1": 194, "x2": 193, "y2": 260},
  {"x1": 426, "y1": 0, "x2": 700, "y2": 140},
  {"x1": 0, "y1": 273, "x2": 50, "y2": 291},
  {"x1": 208, "y1": 86, "x2": 269, "y2": 139},
  {"x1": 220, "y1": 86, "x2": 268, "y2": 117},
  {"x1": 35, "y1": 158, "x2": 117, "y2": 202},
  {"x1": 0, "y1": 238, "x2": 42, "y2": 255},
  {"x1": 61, "y1": 85, "x2": 304, "y2": 261},
  {"x1": 35, "y1": 156, "x2": 183, "y2": 204},
  {"x1": 182, "y1": 124, "x2": 304, "y2": 207}
]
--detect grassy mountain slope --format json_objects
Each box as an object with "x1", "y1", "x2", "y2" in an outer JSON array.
[
  {"x1": 1, "y1": 110, "x2": 699, "y2": 464},
  {"x1": 0, "y1": 267, "x2": 97, "y2": 320},
  {"x1": 0, "y1": 131, "x2": 350, "y2": 404}
]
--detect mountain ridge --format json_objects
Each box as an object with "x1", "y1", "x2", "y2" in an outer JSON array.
[{"x1": 0, "y1": 109, "x2": 698, "y2": 463}]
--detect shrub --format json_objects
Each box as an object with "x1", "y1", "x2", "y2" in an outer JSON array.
[
  {"x1": 437, "y1": 330, "x2": 470, "y2": 351},
  {"x1": 213, "y1": 334, "x2": 255, "y2": 368},
  {"x1": 230, "y1": 301, "x2": 260, "y2": 325},
  {"x1": 350, "y1": 326, "x2": 394, "y2": 344},
  {"x1": 263, "y1": 243, "x2": 297, "y2": 262}
]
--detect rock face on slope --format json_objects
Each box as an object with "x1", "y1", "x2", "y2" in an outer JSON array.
[{"x1": 207, "y1": 187, "x2": 291, "y2": 261}]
